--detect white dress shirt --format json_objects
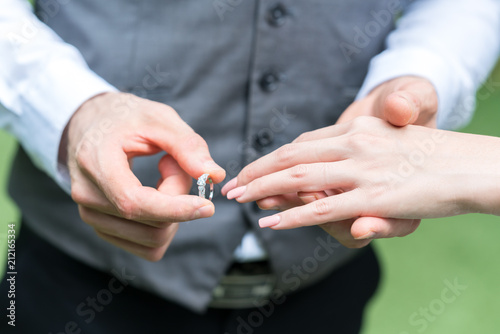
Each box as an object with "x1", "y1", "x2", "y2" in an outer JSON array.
[
  {"x1": 1, "y1": 0, "x2": 499, "y2": 262},
  {"x1": 0, "y1": 0, "x2": 116, "y2": 191}
]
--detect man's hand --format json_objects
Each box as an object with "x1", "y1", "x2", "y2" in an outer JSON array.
[
  {"x1": 337, "y1": 75, "x2": 438, "y2": 127},
  {"x1": 222, "y1": 76, "x2": 438, "y2": 248},
  {"x1": 65, "y1": 92, "x2": 225, "y2": 261}
]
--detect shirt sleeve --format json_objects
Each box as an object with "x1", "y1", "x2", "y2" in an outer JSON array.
[
  {"x1": 0, "y1": 0, "x2": 117, "y2": 193},
  {"x1": 356, "y1": 0, "x2": 500, "y2": 130}
]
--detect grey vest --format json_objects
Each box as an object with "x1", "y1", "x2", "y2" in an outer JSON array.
[{"x1": 10, "y1": 0, "x2": 403, "y2": 312}]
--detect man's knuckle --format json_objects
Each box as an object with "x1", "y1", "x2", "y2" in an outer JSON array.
[
  {"x1": 143, "y1": 248, "x2": 166, "y2": 262},
  {"x1": 168, "y1": 202, "x2": 192, "y2": 221},
  {"x1": 399, "y1": 219, "x2": 421, "y2": 237},
  {"x1": 77, "y1": 205, "x2": 92, "y2": 223},
  {"x1": 75, "y1": 151, "x2": 91, "y2": 172},
  {"x1": 144, "y1": 230, "x2": 168, "y2": 248},
  {"x1": 114, "y1": 191, "x2": 138, "y2": 220},
  {"x1": 153, "y1": 221, "x2": 172, "y2": 229},
  {"x1": 70, "y1": 184, "x2": 85, "y2": 204},
  {"x1": 171, "y1": 206, "x2": 184, "y2": 220},
  {"x1": 183, "y1": 133, "x2": 207, "y2": 151},
  {"x1": 256, "y1": 199, "x2": 273, "y2": 210}
]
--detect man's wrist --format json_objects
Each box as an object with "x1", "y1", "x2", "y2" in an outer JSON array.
[{"x1": 57, "y1": 91, "x2": 116, "y2": 190}]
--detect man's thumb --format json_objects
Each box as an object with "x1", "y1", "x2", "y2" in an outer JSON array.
[
  {"x1": 383, "y1": 92, "x2": 420, "y2": 126},
  {"x1": 381, "y1": 77, "x2": 438, "y2": 127}
]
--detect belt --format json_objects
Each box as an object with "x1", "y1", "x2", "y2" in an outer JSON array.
[{"x1": 209, "y1": 260, "x2": 276, "y2": 309}]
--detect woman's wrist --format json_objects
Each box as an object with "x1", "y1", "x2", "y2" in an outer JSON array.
[{"x1": 451, "y1": 134, "x2": 500, "y2": 216}]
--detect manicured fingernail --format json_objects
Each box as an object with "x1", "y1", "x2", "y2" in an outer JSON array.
[
  {"x1": 227, "y1": 186, "x2": 246, "y2": 200},
  {"x1": 355, "y1": 231, "x2": 377, "y2": 240},
  {"x1": 259, "y1": 215, "x2": 281, "y2": 228},
  {"x1": 221, "y1": 177, "x2": 238, "y2": 195},
  {"x1": 196, "y1": 205, "x2": 214, "y2": 218}
]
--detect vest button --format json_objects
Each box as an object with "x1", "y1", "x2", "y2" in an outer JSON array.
[
  {"x1": 253, "y1": 131, "x2": 274, "y2": 151},
  {"x1": 267, "y1": 4, "x2": 288, "y2": 27},
  {"x1": 259, "y1": 71, "x2": 281, "y2": 92}
]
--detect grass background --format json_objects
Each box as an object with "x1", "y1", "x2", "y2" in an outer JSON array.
[{"x1": 1, "y1": 62, "x2": 499, "y2": 332}]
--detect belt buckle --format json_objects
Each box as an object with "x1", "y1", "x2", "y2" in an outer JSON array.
[{"x1": 209, "y1": 262, "x2": 276, "y2": 309}]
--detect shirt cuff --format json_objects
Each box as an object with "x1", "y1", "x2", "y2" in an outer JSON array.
[{"x1": 356, "y1": 47, "x2": 473, "y2": 130}]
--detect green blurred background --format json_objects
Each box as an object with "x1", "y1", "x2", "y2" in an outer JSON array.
[{"x1": 1, "y1": 61, "x2": 499, "y2": 333}]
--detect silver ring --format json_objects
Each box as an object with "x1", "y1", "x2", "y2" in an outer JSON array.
[{"x1": 197, "y1": 174, "x2": 214, "y2": 201}]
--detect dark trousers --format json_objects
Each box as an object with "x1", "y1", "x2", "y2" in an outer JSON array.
[{"x1": 0, "y1": 223, "x2": 380, "y2": 334}]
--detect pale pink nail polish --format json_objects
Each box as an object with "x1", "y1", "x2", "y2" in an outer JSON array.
[
  {"x1": 259, "y1": 215, "x2": 281, "y2": 228},
  {"x1": 221, "y1": 177, "x2": 238, "y2": 196},
  {"x1": 226, "y1": 186, "x2": 246, "y2": 200}
]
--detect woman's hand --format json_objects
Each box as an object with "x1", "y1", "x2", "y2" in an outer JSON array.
[
  {"x1": 222, "y1": 116, "x2": 500, "y2": 246},
  {"x1": 223, "y1": 76, "x2": 439, "y2": 248}
]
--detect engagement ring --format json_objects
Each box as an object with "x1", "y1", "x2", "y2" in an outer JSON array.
[{"x1": 197, "y1": 173, "x2": 214, "y2": 201}]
